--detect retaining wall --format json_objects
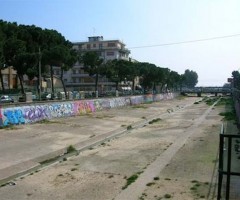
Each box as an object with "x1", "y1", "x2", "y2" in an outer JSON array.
[{"x1": 0, "y1": 93, "x2": 177, "y2": 127}]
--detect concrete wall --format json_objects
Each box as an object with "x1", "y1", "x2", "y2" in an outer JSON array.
[{"x1": 0, "y1": 93, "x2": 177, "y2": 127}]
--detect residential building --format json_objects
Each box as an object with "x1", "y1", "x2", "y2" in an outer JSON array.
[
  {"x1": 53, "y1": 36, "x2": 131, "y2": 92},
  {"x1": 0, "y1": 66, "x2": 18, "y2": 90}
]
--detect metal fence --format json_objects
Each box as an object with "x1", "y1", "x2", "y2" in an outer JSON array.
[{"x1": 218, "y1": 124, "x2": 240, "y2": 200}]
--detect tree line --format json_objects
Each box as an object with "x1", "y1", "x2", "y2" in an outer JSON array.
[{"x1": 0, "y1": 20, "x2": 198, "y2": 97}]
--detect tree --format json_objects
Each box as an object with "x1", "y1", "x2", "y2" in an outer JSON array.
[
  {"x1": 81, "y1": 51, "x2": 103, "y2": 97},
  {"x1": 182, "y1": 69, "x2": 198, "y2": 88},
  {"x1": 44, "y1": 44, "x2": 77, "y2": 98},
  {"x1": 232, "y1": 70, "x2": 240, "y2": 89},
  {"x1": 103, "y1": 59, "x2": 132, "y2": 93},
  {"x1": 165, "y1": 70, "x2": 181, "y2": 91},
  {"x1": 0, "y1": 20, "x2": 6, "y2": 93}
]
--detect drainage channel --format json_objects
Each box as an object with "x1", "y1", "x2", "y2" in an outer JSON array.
[{"x1": 0, "y1": 100, "x2": 198, "y2": 187}]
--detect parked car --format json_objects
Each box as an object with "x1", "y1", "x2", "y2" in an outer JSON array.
[
  {"x1": 41, "y1": 93, "x2": 52, "y2": 100},
  {"x1": 0, "y1": 95, "x2": 14, "y2": 103}
]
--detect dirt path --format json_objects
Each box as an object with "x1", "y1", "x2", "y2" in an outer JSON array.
[{"x1": 0, "y1": 96, "x2": 225, "y2": 200}]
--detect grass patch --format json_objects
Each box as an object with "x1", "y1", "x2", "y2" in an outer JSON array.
[
  {"x1": 219, "y1": 111, "x2": 237, "y2": 121},
  {"x1": 132, "y1": 105, "x2": 148, "y2": 109},
  {"x1": 149, "y1": 118, "x2": 162, "y2": 124},
  {"x1": 122, "y1": 174, "x2": 139, "y2": 189},
  {"x1": 204, "y1": 97, "x2": 219, "y2": 106},
  {"x1": 216, "y1": 97, "x2": 232, "y2": 106},
  {"x1": 0, "y1": 124, "x2": 20, "y2": 130},
  {"x1": 40, "y1": 157, "x2": 59, "y2": 165},
  {"x1": 37, "y1": 119, "x2": 60, "y2": 124},
  {"x1": 153, "y1": 177, "x2": 160, "y2": 180},
  {"x1": 122, "y1": 171, "x2": 143, "y2": 190},
  {"x1": 190, "y1": 180, "x2": 210, "y2": 199},
  {"x1": 127, "y1": 125, "x2": 132, "y2": 130}
]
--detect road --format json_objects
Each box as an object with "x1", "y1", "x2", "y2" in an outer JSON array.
[{"x1": 0, "y1": 96, "x2": 225, "y2": 199}]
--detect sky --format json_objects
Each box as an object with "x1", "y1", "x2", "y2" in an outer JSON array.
[{"x1": 1, "y1": 0, "x2": 240, "y2": 86}]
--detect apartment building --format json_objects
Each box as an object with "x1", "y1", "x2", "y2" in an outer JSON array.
[{"x1": 53, "y1": 36, "x2": 131, "y2": 92}]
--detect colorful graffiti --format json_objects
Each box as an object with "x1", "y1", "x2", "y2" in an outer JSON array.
[
  {"x1": 3, "y1": 108, "x2": 25, "y2": 126},
  {"x1": 24, "y1": 105, "x2": 49, "y2": 123},
  {"x1": 0, "y1": 93, "x2": 177, "y2": 127},
  {"x1": 74, "y1": 100, "x2": 95, "y2": 115}
]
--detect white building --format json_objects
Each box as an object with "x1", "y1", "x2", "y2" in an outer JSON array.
[{"x1": 53, "y1": 36, "x2": 131, "y2": 92}]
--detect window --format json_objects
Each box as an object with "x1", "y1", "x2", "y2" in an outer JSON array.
[
  {"x1": 99, "y1": 43, "x2": 103, "y2": 49},
  {"x1": 106, "y1": 51, "x2": 114, "y2": 56},
  {"x1": 87, "y1": 44, "x2": 91, "y2": 49},
  {"x1": 93, "y1": 44, "x2": 96, "y2": 48},
  {"x1": 107, "y1": 42, "x2": 116, "y2": 47}
]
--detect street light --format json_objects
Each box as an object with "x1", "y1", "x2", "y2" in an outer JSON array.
[{"x1": 38, "y1": 47, "x2": 42, "y2": 101}]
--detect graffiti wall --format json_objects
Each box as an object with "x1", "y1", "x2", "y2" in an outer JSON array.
[{"x1": 0, "y1": 93, "x2": 177, "y2": 127}]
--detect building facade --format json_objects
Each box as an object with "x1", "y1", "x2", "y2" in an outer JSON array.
[{"x1": 53, "y1": 36, "x2": 131, "y2": 92}]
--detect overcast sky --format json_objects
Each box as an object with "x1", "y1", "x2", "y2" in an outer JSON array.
[{"x1": 1, "y1": 0, "x2": 240, "y2": 86}]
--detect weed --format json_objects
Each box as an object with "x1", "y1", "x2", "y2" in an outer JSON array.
[
  {"x1": 146, "y1": 182, "x2": 155, "y2": 186},
  {"x1": 63, "y1": 157, "x2": 67, "y2": 161},
  {"x1": 71, "y1": 168, "x2": 77, "y2": 171},
  {"x1": 154, "y1": 177, "x2": 160, "y2": 180},
  {"x1": 191, "y1": 180, "x2": 198, "y2": 183},
  {"x1": 194, "y1": 102, "x2": 199, "y2": 104},
  {"x1": 164, "y1": 178, "x2": 171, "y2": 180},
  {"x1": 122, "y1": 174, "x2": 139, "y2": 189},
  {"x1": 66, "y1": 145, "x2": 76, "y2": 153},
  {"x1": 164, "y1": 194, "x2": 172, "y2": 198},
  {"x1": 149, "y1": 118, "x2": 162, "y2": 124},
  {"x1": 89, "y1": 134, "x2": 95, "y2": 138},
  {"x1": 127, "y1": 125, "x2": 132, "y2": 130},
  {"x1": 190, "y1": 187, "x2": 197, "y2": 191}
]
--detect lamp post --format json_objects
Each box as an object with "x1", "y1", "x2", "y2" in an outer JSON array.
[{"x1": 38, "y1": 48, "x2": 42, "y2": 101}]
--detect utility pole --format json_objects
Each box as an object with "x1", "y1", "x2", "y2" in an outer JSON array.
[{"x1": 38, "y1": 47, "x2": 42, "y2": 101}]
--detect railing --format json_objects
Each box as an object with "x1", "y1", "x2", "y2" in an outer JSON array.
[{"x1": 218, "y1": 124, "x2": 240, "y2": 199}]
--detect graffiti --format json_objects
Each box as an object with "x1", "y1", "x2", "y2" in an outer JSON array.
[
  {"x1": 3, "y1": 109, "x2": 25, "y2": 126},
  {"x1": 74, "y1": 101, "x2": 95, "y2": 115},
  {"x1": 0, "y1": 93, "x2": 176, "y2": 127},
  {"x1": 109, "y1": 98, "x2": 129, "y2": 108},
  {"x1": 101, "y1": 99, "x2": 111, "y2": 109},
  {"x1": 144, "y1": 94, "x2": 153, "y2": 103},
  {"x1": 24, "y1": 105, "x2": 49, "y2": 123},
  {"x1": 94, "y1": 100, "x2": 102, "y2": 111},
  {"x1": 130, "y1": 96, "x2": 144, "y2": 105},
  {"x1": 0, "y1": 107, "x2": 3, "y2": 126},
  {"x1": 48, "y1": 103, "x2": 74, "y2": 118}
]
